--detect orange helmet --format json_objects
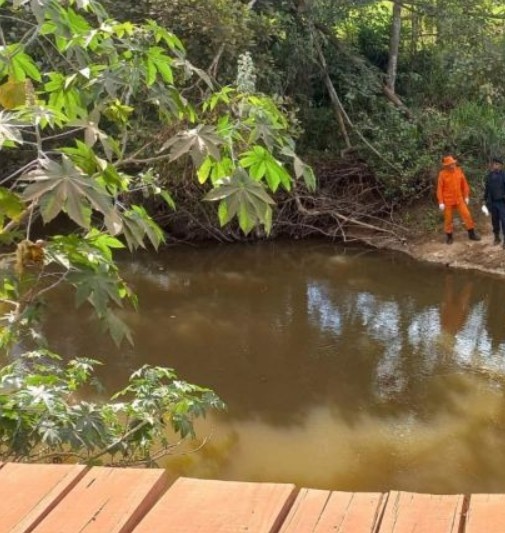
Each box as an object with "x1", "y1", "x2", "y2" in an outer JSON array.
[{"x1": 442, "y1": 156, "x2": 457, "y2": 166}]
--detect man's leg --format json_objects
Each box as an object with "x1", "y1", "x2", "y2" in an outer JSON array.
[
  {"x1": 444, "y1": 205, "x2": 454, "y2": 243},
  {"x1": 458, "y1": 201, "x2": 475, "y2": 229},
  {"x1": 492, "y1": 202, "x2": 501, "y2": 243},
  {"x1": 498, "y1": 201, "x2": 505, "y2": 248},
  {"x1": 458, "y1": 202, "x2": 481, "y2": 240}
]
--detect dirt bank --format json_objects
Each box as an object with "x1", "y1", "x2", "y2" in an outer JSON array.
[{"x1": 398, "y1": 224, "x2": 505, "y2": 278}]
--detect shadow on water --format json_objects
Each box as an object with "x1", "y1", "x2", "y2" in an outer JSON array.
[{"x1": 38, "y1": 240, "x2": 505, "y2": 493}]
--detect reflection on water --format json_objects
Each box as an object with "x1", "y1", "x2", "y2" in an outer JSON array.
[{"x1": 39, "y1": 241, "x2": 505, "y2": 493}]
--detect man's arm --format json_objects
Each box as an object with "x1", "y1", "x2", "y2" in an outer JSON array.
[
  {"x1": 461, "y1": 169, "x2": 470, "y2": 201},
  {"x1": 484, "y1": 173, "x2": 490, "y2": 204},
  {"x1": 436, "y1": 172, "x2": 444, "y2": 205}
]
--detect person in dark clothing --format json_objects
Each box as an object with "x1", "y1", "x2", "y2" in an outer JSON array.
[{"x1": 483, "y1": 157, "x2": 505, "y2": 246}]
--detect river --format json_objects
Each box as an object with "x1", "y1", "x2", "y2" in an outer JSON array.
[{"x1": 41, "y1": 241, "x2": 505, "y2": 493}]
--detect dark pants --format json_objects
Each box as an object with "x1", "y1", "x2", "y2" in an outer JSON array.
[{"x1": 490, "y1": 200, "x2": 505, "y2": 236}]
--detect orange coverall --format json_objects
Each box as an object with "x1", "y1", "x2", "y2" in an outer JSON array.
[{"x1": 436, "y1": 166, "x2": 475, "y2": 234}]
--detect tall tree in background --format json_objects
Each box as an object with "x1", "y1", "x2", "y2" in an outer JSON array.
[{"x1": 386, "y1": 1, "x2": 402, "y2": 94}]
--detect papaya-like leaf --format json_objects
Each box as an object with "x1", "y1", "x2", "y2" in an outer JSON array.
[
  {"x1": 159, "y1": 125, "x2": 223, "y2": 166},
  {"x1": 240, "y1": 145, "x2": 292, "y2": 192},
  {"x1": 204, "y1": 168, "x2": 275, "y2": 234},
  {"x1": 122, "y1": 206, "x2": 165, "y2": 251},
  {"x1": 0, "y1": 187, "x2": 24, "y2": 228},
  {"x1": 21, "y1": 156, "x2": 116, "y2": 228},
  {"x1": 0, "y1": 110, "x2": 22, "y2": 147}
]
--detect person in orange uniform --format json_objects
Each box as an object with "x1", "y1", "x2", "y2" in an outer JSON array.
[{"x1": 437, "y1": 155, "x2": 481, "y2": 244}]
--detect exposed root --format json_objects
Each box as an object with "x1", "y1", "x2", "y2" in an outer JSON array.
[{"x1": 151, "y1": 156, "x2": 408, "y2": 246}]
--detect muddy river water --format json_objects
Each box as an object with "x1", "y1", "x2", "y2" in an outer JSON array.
[{"x1": 42, "y1": 241, "x2": 505, "y2": 493}]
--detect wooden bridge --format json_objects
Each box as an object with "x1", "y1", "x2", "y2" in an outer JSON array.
[{"x1": 0, "y1": 463, "x2": 503, "y2": 532}]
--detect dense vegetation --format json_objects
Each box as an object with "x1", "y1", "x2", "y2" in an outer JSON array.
[
  {"x1": 108, "y1": 0, "x2": 505, "y2": 241},
  {"x1": 1, "y1": 0, "x2": 504, "y2": 463},
  {"x1": 0, "y1": 0, "x2": 310, "y2": 464}
]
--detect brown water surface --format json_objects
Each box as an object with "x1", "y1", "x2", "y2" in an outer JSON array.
[{"x1": 42, "y1": 241, "x2": 505, "y2": 493}]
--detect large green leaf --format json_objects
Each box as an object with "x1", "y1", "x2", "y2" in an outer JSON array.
[
  {"x1": 0, "y1": 111, "x2": 22, "y2": 148},
  {"x1": 21, "y1": 156, "x2": 116, "y2": 229},
  {"x1": 159, "y1": 125, "x2": 223, "y2": 167},
  {"x1": 281, "y1": 146, "x2": 317, "y2": 192},
  {"x1": 44, "y1": 71, "x2": 85, "y2": 120},
  {"x1": 0, "y1": 46, "x2": 41, "y2": 82},
  {"x1": 103, "y1": 309, "x2": 133, "y2": 346},
  {"x1": 145, "y1": 47, "x2": 174, "y2": 86},
  {"x1": 197, "y1": 156, "x2": 233, "y2": 185},
  {"x1": 0, "y1": 187, "x2": 24, "y2": 228},
  {"x1": 71, "y1": 266, "x2": 123, "y2": 314},
  {"x1": 68, "y1": 265, "x2": 133, "y2": 346},
  {"x1": 205, "y1": 169, "x2": 275, "y2": 235},
  {"x1": 121, "y1": 205, "x2": 165, "y2": 251},
  {"x1": 240, "y1": 145, "x2": 292, "y2": 192}
]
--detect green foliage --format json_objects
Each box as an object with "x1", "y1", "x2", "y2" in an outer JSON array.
[
  {"x1": 157, "y1": 71, "x2": 314, "y2": 234},
  {"x1": 149, "y1": 0, "x2": 255, "y2": 83},
  {"x1": 0, "y1": 0, "x2": 308, "y2": 343},
  {"x1": 0, "y1": 0, "x2": 309, "y2": 463},
  {"x1": 0, "y1": 352, "x2": 224, "y2": 464}
]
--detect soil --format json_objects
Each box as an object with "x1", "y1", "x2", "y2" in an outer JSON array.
[{"x1": 396, "y1": 216, "x2": 505, "y2": 277}]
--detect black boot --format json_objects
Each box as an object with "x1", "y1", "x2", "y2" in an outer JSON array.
[
  {"x1": 494, "y1": 233, "x2": 501, "y2": 245},
  {"x1": 468, "y1": 229, "x2": 481, "y2": 241},
  {"x1": 446, "y1": 233, "x2": 453, "y2": 245}
]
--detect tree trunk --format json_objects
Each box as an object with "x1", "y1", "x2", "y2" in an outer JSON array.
[
  {"x1": 435, "y1": 0, "x2": 443, "y2": 45},
  {"x1": 312, "y1": 34, "x2": 352, "y2": 149},
  {"x1": 386, "y1": 1, "x2": 402, "y2": 93},
  {"x1": 311, "y1": 29, "x2": 401, "y2": 172},
  {"x1": 411, "y1": 10, "x2": 419, "y2": 58},
  {"x1": 313, "y1": 20, "x2": 413, "y2": 119}
]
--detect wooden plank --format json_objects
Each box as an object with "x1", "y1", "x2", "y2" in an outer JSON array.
[
  {"x1": 379, "y1": 491, "x2": 464, "y2": 533},
  {"x1": 32, "y1": 466, "x2": 169, "y2": 533},
  {"x1": 280, "y1": 489, "x2": 386, "y2": 532},
  {"x1": 465, "y1": 494, "x2": 505, "y2": 532},
  {"x1": 280, "y1": 489, "x2": 332, "y2": 532},
  {"x1": 0, "y1": 463, "x2": 87, "y2": 533},
  {"x1": 133, "y1": 477, "x2": 298, "y2": 533}
]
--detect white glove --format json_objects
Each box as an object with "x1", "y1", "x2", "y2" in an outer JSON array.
[
  {"x1": 465, "y1": 198, "x2": 470, "y2": 205},
  {"x1": 439, "y1": 203, "x2": 445, "y2": 211},
  {"x1": 482, "y1": 205, "x2": 490, "y2": 217}
]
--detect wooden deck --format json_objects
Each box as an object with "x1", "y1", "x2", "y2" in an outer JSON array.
[{"x1": 0, "y1": 463, "x2": 501, "y2": 532}]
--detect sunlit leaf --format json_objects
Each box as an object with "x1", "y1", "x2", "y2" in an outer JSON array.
[
  {"x1": 159, "y1": 125, "x2": 223, "y2": 167},
  {"x1": 204, "y1": 168, "x2": 275, "y2": 234},
  {"x1": 22, "y1": 156, "x2": 115, "y2": 228},
  {"x1": 0, "y1": 111, "x2": 22, "y2": 148},
  {"x1": 159, "y1": 189, "x2": 176, "y2": 210},
  {"x1": 197, "y1": 157, "x2": 212, "y2": 184},
  {"x1": 240, "y1": 145, "x2": 292, "y2": 192},
  {"x1": 0, "y1": 187, "x2": 24, "y2": 228}
]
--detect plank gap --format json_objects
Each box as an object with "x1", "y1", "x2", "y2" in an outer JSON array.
[
  {"x1": 373, "y1": 492, "x2": 390, "y2": 533},
  {"x1": 272, "y1": 486, "x2": 299, "y2": 533},
  {"x1": 459, "y1": 494, "x2": 471, "y2": 533}
]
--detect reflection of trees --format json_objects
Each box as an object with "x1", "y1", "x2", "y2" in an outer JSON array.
[{"x1": 41, "y1": 243, "x2": 505, "y2": 429}]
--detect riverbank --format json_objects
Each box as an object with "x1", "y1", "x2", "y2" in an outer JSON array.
[{"x1": 394, "y1": 208, "x2": 505, "y2": 278}]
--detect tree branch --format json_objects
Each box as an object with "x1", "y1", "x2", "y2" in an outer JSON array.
[
  {"x1": 311, "y1": 26, "x2": 402, "y2": 173},
  {"x1": 314, "y1": 21, "x2": 414, "y2": 119},
  {"x1": 312, "y1": 30, "x2": 351, "y2": 149}
]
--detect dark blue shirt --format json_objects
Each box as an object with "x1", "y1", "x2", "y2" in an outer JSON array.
[{"x1": 484, "y1": 170, "x2": 505, "y2": 204}]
